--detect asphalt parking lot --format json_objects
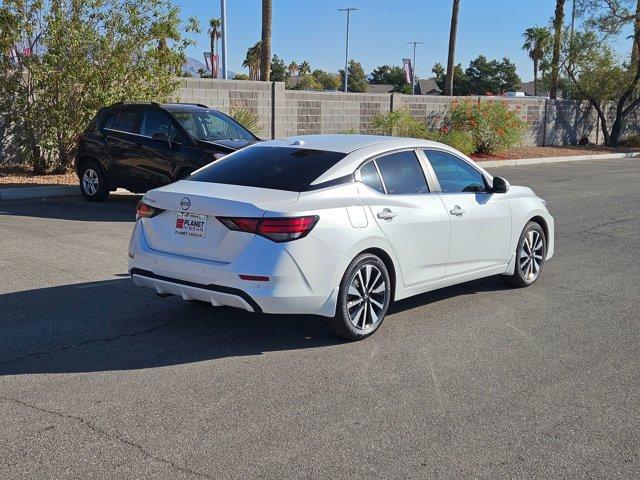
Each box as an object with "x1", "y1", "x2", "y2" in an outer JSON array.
[{"x1": 1, "y1": 158, "x2": 639, "y2": 479}]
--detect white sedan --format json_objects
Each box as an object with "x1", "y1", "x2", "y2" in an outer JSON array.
[{"x1": 128, "y1": 135, "x2": 554, "y2": 340}]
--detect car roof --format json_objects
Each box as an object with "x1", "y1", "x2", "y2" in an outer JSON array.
[{"x1": 259, "y1": 134, "x2": 446, "y2": 154}]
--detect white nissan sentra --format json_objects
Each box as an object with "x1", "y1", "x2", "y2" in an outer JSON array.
[{"x1": 128, "y1": 135, "x2": 554, "y2": 340}]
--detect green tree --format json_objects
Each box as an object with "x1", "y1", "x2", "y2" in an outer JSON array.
[
  {"x1": 522, "y1": 26, "x2": 552, "y2": 96},
  {"x1": 298, "y1": 60, "x2": 311, "y2": 76},
  {"x1": 270, "y1": 55, "x2": 286, "y2": 82},
  {"x1": 209, "y1": 18, "x2": 221, "y2": 78},
  {"x1": 287, "y1": 61, "x2": 299, "y2": 77},
  {"x1": 432, "y1": 62, "x2": 469, "y2": 95},
  {"x1": 567, "y1": 2, "x2": 640, "y2": 145},
  {"x1": 291, "y1": 75, "x2": 322, "y2": 91},
  {"x1": 550, "y1": 0, "x2": 566, "y2": 98},
  {"x1": 339, "y1": 60, "x2": 367, "y2": 92},
  {"x1": 243, "y1": 41, "x2": 261, "y2": 80},
  {"x1": 370, "y1": 65, "x2": 411, "y2": 93},
  {"x1": 312, "y1": 69, "x2": 341, "y2": 90},
  {"x1": 234, "y1": 73, "x2": 250, "y2": 80},
  {"x1": 0, "y1": 0, "x2": 198, "y2": 173},
  {"x1": 465, "y1": 55, "x2": 521, "y2": 94}
]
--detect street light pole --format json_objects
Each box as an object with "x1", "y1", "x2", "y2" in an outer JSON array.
[
  {"x1": 221, "y1": 0, "x2": 228, "y2": 79},
  {"x1": 339, "y1": 7, "x2": 357, "y2": 92},
  {"x1": 406, "y1": 41, "x2": 423, "y2": 95}
]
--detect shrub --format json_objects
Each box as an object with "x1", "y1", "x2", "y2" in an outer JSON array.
[
  {"x1": 229, "y1": 107, "x2": 262, "y2": 133},
  {"x1": 620, "y1": 133, "x2": 640, "y2": 148},
  {"x1": 370, "y1": 108, "x2": 432, "y2": 139},
  {"x1": 437, "y1": 130, "x2": 475, "y2": 156},
  {"x1": 445, "y1": 99, "x2": 526, "y2": 154}
]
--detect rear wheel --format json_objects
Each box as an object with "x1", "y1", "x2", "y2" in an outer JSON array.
[
  {"x1": 325, "y1": 253, "x2": 391, "y2": 340},
  {"x1": 79, "y1": 162, "x2": 109, "y2": 202},
  {"x1": 502, "y1": 221, "x2": 546, "y2": 287}
]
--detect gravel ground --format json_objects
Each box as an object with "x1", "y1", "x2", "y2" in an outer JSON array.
[
  {"x1": 471, "y1": 145, "x2": 640, "y2": 160},
  {"x1": 0, "y1": 166, "x2": 77, "y2": 187}
]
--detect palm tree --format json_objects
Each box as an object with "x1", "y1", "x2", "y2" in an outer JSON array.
[
  {"x1": 299, "y1": 60, "x2": 311, "y2": 76},
  {"x1": 260, "y1": 0, "x2": 272, "y2": 81},
  {"x1": 549, "y1": 0, "x2": 565, "y2": 99},
  {"x1": 445, "y1": 0, "x2": 460, "y2": 95},
  {"x1": 522, "y1": 26, "x2": 551, "y2": 96},
  {"x1": 243, "y1": 42, "x2": 262, "y2": 80},
  {"x1": 288, "y1": 61, "x2": 299, "y2": 77},
  {"x1": 209, "y1": 18, "x2": 221, "y2": 78}
]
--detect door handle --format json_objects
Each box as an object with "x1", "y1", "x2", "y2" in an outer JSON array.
[
  {"x1": 377, "y1": 208, "x2": 397, "y2": 220},
  {"x1": 450, "y1": 205, "x2": 465, "y2": 216}
]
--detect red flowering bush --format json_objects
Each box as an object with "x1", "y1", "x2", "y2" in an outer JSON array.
[{"x1": 445, "y1": 99, "x2": 527, "y2": 154}]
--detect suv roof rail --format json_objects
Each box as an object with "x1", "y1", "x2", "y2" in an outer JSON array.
[
  {"x1": 111, "y1": 101, "x2": 161, "y2": 107},
  {"x1": 170, "y1": 102, "x2": 209, "y2": 108}
]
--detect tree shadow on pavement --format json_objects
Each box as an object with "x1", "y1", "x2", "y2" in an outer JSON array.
[
  {"x1": 0, "y1": 275, "x2": 509, "y2": 376},
  {"x1": 0, "y1": 193, "x2": 140, "y2": 223}
]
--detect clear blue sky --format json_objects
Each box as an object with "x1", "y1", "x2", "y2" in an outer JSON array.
[{"x1": 177, "y1": 0, "x2": 627, "y2": 81}]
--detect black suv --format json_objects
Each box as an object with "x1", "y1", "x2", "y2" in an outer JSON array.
[{"x1": 75, "y1": 102, "x2": 259, "y2": 201}]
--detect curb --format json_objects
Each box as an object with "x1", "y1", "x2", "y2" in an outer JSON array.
[
  {"x1": 0, "y1": 185, "x2": 79, "y2": 201},
  {"x1": 477, "y1": 151, "x2": 640, "y2": 168}
]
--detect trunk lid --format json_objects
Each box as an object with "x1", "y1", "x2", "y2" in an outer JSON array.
[{"x1": 141, "y1": 180, "x2": 299, "y2": 262}]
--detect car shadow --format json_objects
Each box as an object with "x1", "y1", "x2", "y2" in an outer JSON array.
[
  {"x1": 0, "y1": 193, "x2": 140, "y2": 223},
  {"x1": 0, "y1": 275, "x2": 509, "y2": 376}
]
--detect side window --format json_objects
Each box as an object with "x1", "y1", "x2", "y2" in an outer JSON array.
[
  {"x1": 359, "y1": 161, "x2": 385, "y2": 193},
  {"x1": 424, "y1": 150, "x2": 486, "y2": 193},
  {"x1": 140, "y1": 110, "x2": 172, "y2": 138},
  {"x1": 105, "y1": 109, "x2": 137, "y2": 134},
  {"x1": 375, "y1": 151, "x2": 429, "y2": 195}
]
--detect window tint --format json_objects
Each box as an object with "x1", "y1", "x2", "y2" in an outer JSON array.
[
  {"x1": 140, "y1": 110, "x2": 172, "y2": 138},
  {"x1": 375, "y1": 151, "x2": 429, "y2": 195},
  {"x1": 359, "y1": 161, "x2": 385, "y2": 193},
  {"x1": 169, "y1": 109, "x2": 254, "y2": 141},
  {"x1": 105, "y1": 110, "x2": 137, "y2": 133},
  {"x1": 424, "y1": 150, "x2": 486, "y2": 193},
  {"x1": 189, "y1": 146, "x2": 347, "y2": 192}
]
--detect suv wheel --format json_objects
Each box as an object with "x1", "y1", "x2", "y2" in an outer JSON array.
[
  {"x1": 325, "y1": 253, "x2": 392, "y2": 340},
  {"x1": 79, "y1": 162, "x2": 109, "y2": 202}
]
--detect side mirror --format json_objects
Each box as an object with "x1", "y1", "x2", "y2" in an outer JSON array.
[
  {"x1": 491, "y1": 176, "x2": 510, "y2": 193},
  {"x1": 152, "y1": 132, "x2": 171, "y2": 146}
]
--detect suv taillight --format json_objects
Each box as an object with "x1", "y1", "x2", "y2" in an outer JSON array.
[
  {"x1": 136, "y1": 200, "x2": 163, "y2": 220},
  {"x1": 217, "y1": 216, "x2": 319, "y2": 242}
]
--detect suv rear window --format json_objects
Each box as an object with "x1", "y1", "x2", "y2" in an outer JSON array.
[{"x1": 189, "y1": 146, "x2": 347, "y2": 192}]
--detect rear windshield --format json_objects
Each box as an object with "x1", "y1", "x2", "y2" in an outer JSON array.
[{"x1": 189, "y1": 146, "x2": 348, "y2": 191}]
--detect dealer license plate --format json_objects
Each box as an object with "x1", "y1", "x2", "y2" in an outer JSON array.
[{"x1": 174, "y1": 212, "x2": 207, "y2": 239}]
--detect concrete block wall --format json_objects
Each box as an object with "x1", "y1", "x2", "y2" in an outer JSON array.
[{"x1": 173, "y1": 77, "x2": 628, "y2": 147}]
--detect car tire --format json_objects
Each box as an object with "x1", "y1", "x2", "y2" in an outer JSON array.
[
  {"x1": 176, "y1": 168, "x2": 195, "y2": 181},
  {"x1": 325, "y1": 253, "x2": 392, "y2": 341},
  {"x1": 501, "y1": 221, "x2": 547, "y2": 288},
  {"x1": 79, "y1": 162, "x2": 110, "y2": 202}
]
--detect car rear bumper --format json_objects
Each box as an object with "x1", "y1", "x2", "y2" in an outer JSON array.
[{"x1": 127, "y1": 221, "x2": 339, "y2": 317}]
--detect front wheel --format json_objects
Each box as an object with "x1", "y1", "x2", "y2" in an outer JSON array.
[
  {"x1": 325, "y1": 253, "x2": 392, "y2": 340},
  {"x1": 502, "y1": 221, "x2": 547, "y2": 288}
]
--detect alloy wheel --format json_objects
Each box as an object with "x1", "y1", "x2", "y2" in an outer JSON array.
[
  {"x1": 347, "y1": 264, "x2": 387, "y2": 331},
  {"x1": 82, "y1": 168, "x2": 99, "y2": 196},
  {"x1": 519, "y1": 230, "x2": 544, "y2": 281}
]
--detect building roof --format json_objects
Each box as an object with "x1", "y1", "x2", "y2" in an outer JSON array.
[
  {"x1": 417, "y1": 78, "x2": 441, "y2": 95},
  {"x1": 518, "y1": 81, "x2": 549, "y2": 97},
  {"x1": 365, "y1": 83, "x2": 394, "y2": 94}
]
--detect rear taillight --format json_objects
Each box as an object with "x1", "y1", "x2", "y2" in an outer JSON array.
[
  {"x1": 216, "y1": 215, "x2": 319, "y2": 242},
  {"x1": 136, "y1": 200, "x2": 163, "y2": 220}
]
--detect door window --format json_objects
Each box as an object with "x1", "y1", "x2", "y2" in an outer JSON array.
[
  {"x1": 359, "y1": 161, "x2": 385, "y2": 193},
  {"x1": 424, "y1": 150, "x2": 486, "y2": 193},
  {"x1": 374, "y1": 151, "x2": 429, "y2": 195},
  {"x1": 140, "y1": 110, "x2": 172, "y2": 138},
  {"x1": 104, "y1": 109, "x2": 137, "y2": 133}
]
